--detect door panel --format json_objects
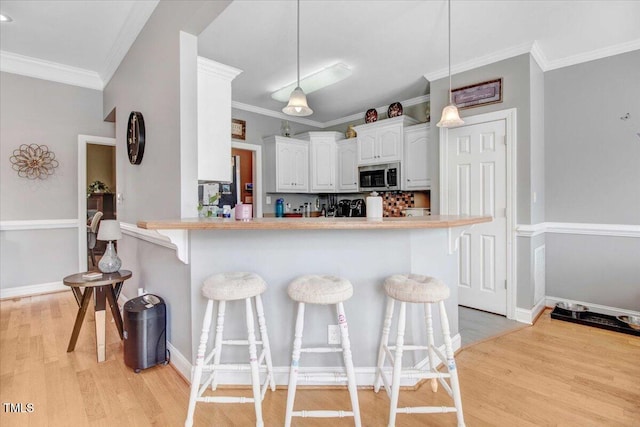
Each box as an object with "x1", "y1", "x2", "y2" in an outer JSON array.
[{"x1": 447, "y1": 119, "x2": 507, "y2": 315}]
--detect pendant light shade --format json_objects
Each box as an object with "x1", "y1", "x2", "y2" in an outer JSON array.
[
  {"x1": 283, "y1": 0, "x2": 313, "y2": 117},
  {"x1": 283, "y1": 86, "x2": 313, "y2": 116},
  {"x1": 437, "y1": 0, "x2": 463, "y2": 128}
]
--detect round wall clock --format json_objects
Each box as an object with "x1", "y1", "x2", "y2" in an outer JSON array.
[{"x1": 127, "y1": 111, "x2": 145, "y2": 165}]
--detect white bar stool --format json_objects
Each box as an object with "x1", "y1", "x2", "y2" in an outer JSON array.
[
  {"x1": 374, "y1": 274, "x2": 465, "y2": 427},
  {"x1": 284, "y1": 275, "x2": 362, "y2": 427},
  {"x1": 185, "y1": 272, "x2": 275, "y2": 427}
]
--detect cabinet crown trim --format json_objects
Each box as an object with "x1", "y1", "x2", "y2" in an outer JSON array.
[{"x1": 353, "y1": 115, "x2": 419, "y2": 132}]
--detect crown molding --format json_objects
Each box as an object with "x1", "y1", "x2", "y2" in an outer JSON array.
[
  {"x1": 529, "y1": 40, "x2": 549, "y2": 71},
  {"x1": 0, "y1": 50, "x2": 103, "y2": 90},
  {"x1": 423, "y1": 42, "x2": 533, "y2": 82},
  {"x1": 543, "y1": 38, "x2": 640, "y2": 71},
  {"x1": 101, "y1": 0, "x2": 159, "y2": 86},
  {"x1": 198, "y1": 56, "x2": 243, "y2": 81},
  {"x1": 232, "y1": 101, "x2": 324, "y2": 128}
]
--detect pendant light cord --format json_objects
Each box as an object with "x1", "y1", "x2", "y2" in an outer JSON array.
[
  {"x1": 448, "y1": 0, "x2": 452, "y2": 104},
  {"x1": 297, "y1": 0, "x2": 300, "y2": 87}
]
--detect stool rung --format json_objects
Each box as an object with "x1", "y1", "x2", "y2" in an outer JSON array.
[
  {"x1": 197, "y1": 396, "x2": 255, "y2": 404},
  {"x1": 300, "y1": 346, "x2": 343, "y2": 353},
  {"x1": 297, "y1": 373, "x2": 348, "y2": 383},
  {"x1": 221, "y1": 339, "x2": 263, "y2": 346},
  {"x1": 292, "y1": 410, "x2": 354, "y2": 418},
  {"x1": 387, "y1": 345, "x2": 429, "y2": 351},
  {"x1": 398, "y1": 369, "x2": 451, "y2": 380},
  {"x1": 396, "y1": 406, "x2": 458, "y2": 414},
  {"x1": 202, "y1": 363, "x2": 268, "y2": 372}
]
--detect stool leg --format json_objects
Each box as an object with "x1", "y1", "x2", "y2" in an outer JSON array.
[
  {"x1": 210, "y1": 300, "x2": 226, "y2": 391},
  {"x1": 245, "y1": 298, "x2": 264, "y2": 427},
  {"x1": 336, "y1": 302, "x2": 362, "y2": 427},
  {"x1": 255, "y1": 294, "x2": 276, "y2": 392},
  {"x1": 185, "y1": 299, "x2": 213, "y2": 427},
  {"x1": 424, "y1": 302, "x2": 438, "y2": 392},
  {"x1": 285, "y1": 302, "x2": 305, "y2": 427},
  {"x1": 374, "y1": 297, "x2": 395, "y2": 393},
  {"x1": 439, "y1": 301, "x2": 465, "y2": 427},
  {"x1": 388, "y1": 302, "x2": 406, "y2": 427}
]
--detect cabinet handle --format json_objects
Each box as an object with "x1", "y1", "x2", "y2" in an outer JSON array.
[{"x1": 407, "y1": 179, "x2": 411, "y2": 182}]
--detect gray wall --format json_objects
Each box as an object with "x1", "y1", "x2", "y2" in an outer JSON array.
[
  {"x1": 0, "y1": 72, "x2": 114, "y2": 290},
  {"x1": 544, "y1": 50, "x2": 640, "y2": 309}
]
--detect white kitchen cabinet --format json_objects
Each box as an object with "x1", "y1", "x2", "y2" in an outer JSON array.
[
  {"x1": 297, "y1": 131, "x2": 344, "y2": 193},
  {"x1": 354, "y1": 115, "x2": 419, "y2": 166},
  {"x1": 402, "y1": 123, "x2": 431, "y2": 190},
  {"x1": 337, "y1": 138, "x2": 358, "y2": 192},
  {"x1": 264, "y1": 136, "x2": 309, "y2": 193},
  {"x1": 197, "y1": 57, "x2": 242, "y2": 182}
]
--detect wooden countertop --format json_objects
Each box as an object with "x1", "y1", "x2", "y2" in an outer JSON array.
[{"x1": 137, "y1": 215, "x2": 491, "y2": 230}]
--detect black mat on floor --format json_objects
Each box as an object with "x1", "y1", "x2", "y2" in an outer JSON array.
[{"x1": 550, "y1": 307, "x2": 640, "y2": 337}]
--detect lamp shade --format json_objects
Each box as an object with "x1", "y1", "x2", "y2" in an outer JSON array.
[
  {"x1": 282, "y1": 86, "x2": 313, "y2": 116},
  {"x1": 436, "y1": 103, "x2": 464, "y2": 128},
  {"x1": 97, "y1": 220, "x2": 122, "y2": 241}
]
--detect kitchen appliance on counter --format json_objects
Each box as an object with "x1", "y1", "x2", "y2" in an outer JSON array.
[
  {"x1": 358, "y1": 162, "x2": 400, "y2": 192},
  {"x1": 349, "y1": 199, "x2": 366, "y2": 217},
  {"x1": 337, "y1": 199, "x2": 352, "y2": 217}
]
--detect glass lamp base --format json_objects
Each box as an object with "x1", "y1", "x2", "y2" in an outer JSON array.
[{"x1": 98, "y1": 241, "x2": 122, "y2": 273}]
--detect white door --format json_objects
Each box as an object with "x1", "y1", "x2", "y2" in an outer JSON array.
[
  {"x1": 446, "y1": 119, "x2": 507, "y2": 315},
  {"x1": 337, "y1": 140, "x2": 358, "y2": 192},
  {"x1": 310, "y1": 140, "x2": 335, "y2": 192},
  {"x1": 276, "y1": 142, "x2": 295, "y2": 191}
]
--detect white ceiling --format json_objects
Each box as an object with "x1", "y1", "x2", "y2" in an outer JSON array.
[{"x1": 1, "y1": 1, "x2": 639, "y2": 125}]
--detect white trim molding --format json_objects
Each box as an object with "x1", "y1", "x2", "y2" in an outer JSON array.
[
  {"x1": 0, "y1": 281, "x2": 67, "y2": 300},
  {"x1": 546, "y1": 296, "x2": 640, "y2": 318},
  {"x1": 0, "y1": 50, "x2": 103, "y2": 90},
  {"x1": 516, "y1": 222, "x2": 640, "y2": 238},
  {"x1": 0, "y1": 219, "x2": 78, "y2": 231},
  {"x1": 120, "y1": 222, "x2": 189, "y2": 264}
]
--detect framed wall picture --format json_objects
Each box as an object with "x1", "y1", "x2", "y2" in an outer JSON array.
[
  {"x1": 452, "y1": 78, "x2": 503, "y2": 110},
  {"x1": 231, "y1": 118, "x2": 246, "y2": 140}
]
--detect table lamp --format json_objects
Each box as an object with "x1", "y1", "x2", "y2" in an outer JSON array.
[{"x1": 97, "y1": 220, "x2": 122, "y2": 273}]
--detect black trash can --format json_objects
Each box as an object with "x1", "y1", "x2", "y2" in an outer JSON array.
[{"x1": 123, "y1": 294, "x2": 169, "y2": 373}]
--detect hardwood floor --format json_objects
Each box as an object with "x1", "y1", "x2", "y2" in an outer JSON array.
[{"x1": 1, "y1": 291, "x2": 639, "y2": 426}]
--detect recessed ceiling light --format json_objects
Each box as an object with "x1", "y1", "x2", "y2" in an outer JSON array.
[
  {"x1": 272, "y1": 63, "x2": 352, "y2": 103},
  {"x1": 0, "y1": 13, "x2": 13, "y2": 22}
]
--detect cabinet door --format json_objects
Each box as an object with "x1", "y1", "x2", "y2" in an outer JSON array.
[
  {"x1": 404, "y1": 126, "x2": 430, "y2": 190},
  {"x1": 293, "y1": 143, "x2": 309, "y2": 192},
  {"x1": 337, "y1": 140, "x2": 358, "y2": 192},
  {"x1": 378, "y1": 127, "x2": 402, "y2": 162},
  {"x1": 276, "y1": 142, "x2": 296, "y2": 191},
  {"x1": 357, "y1": 131, "x2": 377, "y2": 164},
  {"x1": 310, "y1": 140, "x2": 336, "y2": 192}
]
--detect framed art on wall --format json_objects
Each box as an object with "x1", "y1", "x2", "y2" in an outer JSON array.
[
  {"x1": 231, "y1": 118, "x2": 246, "y2": 140},
  {"x1": 451, "y1": 78, "x2": 503, "y2": 109}
]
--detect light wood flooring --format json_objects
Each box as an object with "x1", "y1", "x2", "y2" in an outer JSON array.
[{"x1": 1, "y1": 291, "x2": 639, "y2": 426}]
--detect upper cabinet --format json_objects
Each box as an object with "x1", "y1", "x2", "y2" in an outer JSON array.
[
  {"x1": 297, "y1": 132, "x2": 343, "y2": 193},
  {"x1": 354, "y1": 116, "x2": 418, "y2": 165},
  {"x1": 402, "y1": 123, "x2": 431, "y2": 190},
  {"x1": 197, "y1": 57, "x2": 242, "y2": 182},
  {"x1": 336, "y1": 138, "x2": 358, "y2": 192},
  {"x1": 264, "y1": 136, "x2": 309, "y2": 193}
]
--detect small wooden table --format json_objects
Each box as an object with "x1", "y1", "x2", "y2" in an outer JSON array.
[{"x1": 63, "y1": 270, "x2": 132, "y2": 362}]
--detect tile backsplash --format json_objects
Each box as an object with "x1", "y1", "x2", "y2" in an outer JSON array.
[{"x1": 381, "y1": 192, "x2": 415, "y2": 217}]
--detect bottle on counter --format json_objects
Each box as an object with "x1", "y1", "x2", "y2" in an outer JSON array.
[
  {"x1": 321, "y1": 204, "x2": 326, "y2": 217},
  {"x1": 222, "y1": 205, "x2": 232, "y2": 218},
  {"x1": 275, "y1": 198, "x2": 284, "y2": 218}
]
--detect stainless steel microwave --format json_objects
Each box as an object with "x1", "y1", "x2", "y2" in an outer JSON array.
[{"x1": 358, "y1": 162, "x2": 400, "y2": 192}]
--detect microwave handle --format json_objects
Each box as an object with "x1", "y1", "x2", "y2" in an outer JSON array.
[{"x1": 385, "y1": 169, "x2": 390, "y2": 188}]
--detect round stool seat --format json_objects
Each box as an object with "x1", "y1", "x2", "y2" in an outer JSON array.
[
  {"x1": 383, "y1": 274, "x2": 450, "y2": 303},
  {"x1": 202, "y1": 272, "x2": 267, "y2": 301},
  {"x1": 288, "y1": 275, "x2": 353, "y2": 305}
]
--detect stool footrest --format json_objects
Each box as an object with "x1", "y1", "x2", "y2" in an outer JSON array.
[
  {"x1": 222, "y1": 339, "x2": 264, "y2": 346},
  {"x1": 198, "y1": 396, "x2": 255, "y2": 404},
  {"x1": 297, "y1": 373, "x2": 348, "y2": 383},
  {"x1": 395, "y1": 369, "x2": 451, "y2": 380},
  {"x1": 300, "y1": 346, "x2": 343, "y2": 353},
  {"x1": 396, "y1": 406, "x2": 458, "y2": 414},
  {"x1": 386, "y1": 345, "x2": 429, "y2": 351},
  {"x1": 292, "y1": 410, "x2": 355, "y2": 418},
  {"x1": 202, "y1": 363, "x2": 269, "y2": 372}
]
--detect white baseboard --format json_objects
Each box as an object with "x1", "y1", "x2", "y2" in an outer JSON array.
[
  {"x1": 172, "y1": 333, "x2": 461, "y2": 387},
  {"x1": 546, "y1": 296, "x2": 640, "y2": 317},
  {"x1": 0, "y1": 281, "x2": 67, "y2": 300},
  {"x1": 514, "y1": 298, "x2": 547, "y2": 324}
]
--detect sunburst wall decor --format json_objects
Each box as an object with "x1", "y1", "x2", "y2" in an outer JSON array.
[{"x1": 10, "y1": 144, "x2": 59, "y2": 179}]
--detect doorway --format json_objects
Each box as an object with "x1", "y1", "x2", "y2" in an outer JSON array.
[
  {"x1": 77, "y1": 135, "x2": 117, "y2": 272},
  {"x1": 231, "y1": 141, "x2": 263, "y2": 218},
  {"x1": 439, "y1": 109, "x2": 517, "y2": 318}
]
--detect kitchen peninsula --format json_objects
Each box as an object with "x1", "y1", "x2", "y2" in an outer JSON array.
[{"x1": 138, "y1": 215, "x2": 490, "y2": 386}]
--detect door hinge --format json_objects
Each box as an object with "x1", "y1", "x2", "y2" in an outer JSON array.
[{"x1": 504, "y1": 280, "x2": 507, "y2": 289}]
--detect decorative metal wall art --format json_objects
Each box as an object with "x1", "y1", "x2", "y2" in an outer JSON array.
[{"x1": 10, "y1": 144, "x2": 59, "y2": 179}]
